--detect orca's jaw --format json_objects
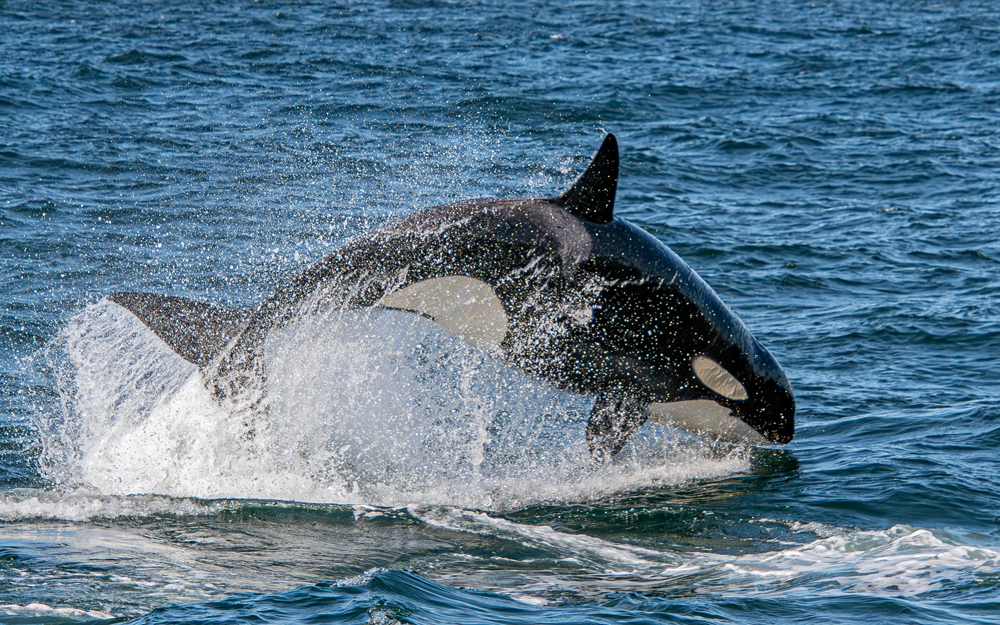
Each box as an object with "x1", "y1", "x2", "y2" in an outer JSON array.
[{"x1": 646, "y1": 387, "x2": 794, "y2": 446}]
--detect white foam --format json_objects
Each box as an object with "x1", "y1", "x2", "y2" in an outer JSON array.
[
  {"x1": 410, "y1": 506, "x2": 683, "y2": 572},
  {"x1": 405, "y1": 509, "x2": 1000, "y2": 599},
  {"x1": 0, "y1": 603, "x2": 115, "y2": 622},
  {"x1": 712, "y1": 525, "x2": 1000, "y2": 597},
  {"x1": 0, "y1": 490, "x2": 224, "y2": 522}
]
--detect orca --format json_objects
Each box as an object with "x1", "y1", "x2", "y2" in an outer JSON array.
[{"x1": 108, "y1": 134, "x2": 794, "y2": 460}]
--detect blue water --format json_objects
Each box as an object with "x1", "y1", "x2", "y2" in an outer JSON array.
[{"x1": 3, "y1": 0, "x2": 1000, "y2": 622}]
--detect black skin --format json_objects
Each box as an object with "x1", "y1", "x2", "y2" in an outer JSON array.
[{"x1": 112, "y1": 135, "x2": 795, "y2": 459}]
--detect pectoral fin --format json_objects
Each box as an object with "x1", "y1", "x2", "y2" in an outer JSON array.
[{"x1": 586, "y1": 393, "x2": 648, "y2": 461}]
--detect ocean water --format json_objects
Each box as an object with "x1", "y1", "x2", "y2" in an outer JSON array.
[{"x1": 2, "y1": 0, "x2": 1000, "y2": 623}]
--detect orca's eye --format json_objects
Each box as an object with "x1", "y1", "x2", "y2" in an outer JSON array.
[{"x1": 692, "y1": 356, "x2": 748, "y2": 401}]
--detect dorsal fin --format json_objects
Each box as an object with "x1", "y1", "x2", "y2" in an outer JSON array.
[
  {"x1": 553, "y1": 133, "x2": 619, "y2": 224},
  {"x1": 107, "y1": 292, "x2": 251, "y2": 367}
]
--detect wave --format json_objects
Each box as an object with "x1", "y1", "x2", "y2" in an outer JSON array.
[{"x1": 120, "y1": 523, "x2": 1000, "y2": 625}]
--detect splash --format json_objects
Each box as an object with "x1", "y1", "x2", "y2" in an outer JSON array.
[{"x1": 34, "y1": 299, "x2": 749, "y2": 509}]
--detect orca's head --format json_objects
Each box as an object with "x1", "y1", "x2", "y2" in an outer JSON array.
[
  {"x1": 552, "y1": 134, "x2": 795, "y2": 445},
  {"x1": 571, "y1": 237, "x2": 795, "y2": 445}
]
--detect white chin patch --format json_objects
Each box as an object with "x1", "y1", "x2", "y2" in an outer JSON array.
[
  {"x1": 692, "y1": 356, "x2": 748, "y2": 401},
  {"x1": 647, "y1": 400, "x2": 767, "y2": 445},
  {"x1": 381, "y1": 276, "x2": 508, "y2": 352}
]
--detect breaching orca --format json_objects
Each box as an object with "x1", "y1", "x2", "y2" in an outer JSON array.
[{"x1": 108, "y1": 134, "x2": 794, "y2": 460}]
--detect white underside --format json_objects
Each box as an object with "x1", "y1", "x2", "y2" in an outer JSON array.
[
  {"x1": 647, "y1": 400, "x2": 767, "y2": 445},
  {"x1": 381, "y1": 276, "x2": 508, "y2": 352}
]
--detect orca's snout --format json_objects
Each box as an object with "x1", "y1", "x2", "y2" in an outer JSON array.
[{"x1": 732, "y1": 367, "x2": 795, "y2": 444}]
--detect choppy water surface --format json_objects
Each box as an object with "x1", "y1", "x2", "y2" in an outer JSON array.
[{"x1": 2, "y1": 0, "x2": 1000, "y2": 623}]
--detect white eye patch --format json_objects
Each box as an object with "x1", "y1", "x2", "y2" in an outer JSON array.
[{"x1": 692, "y1": 355, "x2": 748, "y2": 401}]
